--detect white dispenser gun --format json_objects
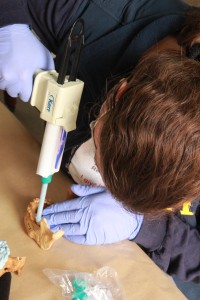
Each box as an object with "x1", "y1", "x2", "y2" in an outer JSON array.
[{"x1": 30, "y1": 20, "x2": 84, "y2": 222}]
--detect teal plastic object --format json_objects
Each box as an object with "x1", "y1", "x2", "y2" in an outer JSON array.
[
  {"x1": 72, "y1": 291, "x2": 87, "y2": 300},
  {"x1": 41, "y1": 175, "x2": 53, "y2": 184},
  {"x1": 72, "y1": 278, "x2": 88, "y2": 300}
]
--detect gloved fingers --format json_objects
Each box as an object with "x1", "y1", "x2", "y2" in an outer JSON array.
[
  {"x1": 43, "y1": 209, "x2": 83, "y2": 226},
  {"x1": 5, "y1": 82, "x2": 21, "y2": 98},
  {"x1": 0, "y1": 68, "x2": 21, "y2": 97},
  {"x1": 66, "y1": 235, "x2": 86, "y2": 245},
  {"x1": 18, "y1": 77, "x2": 33, "y2": 101},
  {"x1": 48, "y1": 225, "x2": 61, "y2": 233},
  {"x1": 0, "y1": 78, "x2": 31, "y2": 101},
  {"x1": 49, "y1": 227, "x2": 88, "y2": 246},
  {"x1": 0, "y1": 79, "x2": 7, "y2": 90},
  {"x1": 33, "y1": 37, "x2": 55, "y2": 71},
  {"x1": 61, "y1": 223, "x2": 87, "y2": 236},
  {"x1": 0, "y1": 65, "x2": 20, "y2": 82},
  {"x1": 42, "y1": 198, "x2": 87, "y2": 215},
  {"x1": 42, "y1": 51, "x2": 55, "y2": 70},
  {"x1": 71, "y1": 184, "x2": 105, "y2": 196},
  {"x1": 0, "y1": 72, "x2": 18, "y2": 91}
]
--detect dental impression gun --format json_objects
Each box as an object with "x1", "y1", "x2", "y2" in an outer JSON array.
[{"x1": 30, "y1": 19, "x2": 84, "y2": 222}]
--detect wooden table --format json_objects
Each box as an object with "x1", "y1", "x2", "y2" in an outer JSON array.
[{"x1": 0, "y1": 102, "x2": 186, "y2": 299}]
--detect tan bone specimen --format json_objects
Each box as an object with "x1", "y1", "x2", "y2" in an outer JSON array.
[
  {"x1": 24, "y1": 198, "x2": 64, "y2": 250},
  {"x1": 0, "y1": 256, "x2": 26, "y2": 277}
]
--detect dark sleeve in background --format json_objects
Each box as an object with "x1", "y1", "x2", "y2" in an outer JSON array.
[
  {"x1": 134, "y1": 214, "x2": 200, "y2": 283},
  {"x1": 0, "y1": 273, "x2": 11, "y2": 300},
  {"x1": 0, "y1": 0, "x2": 84, "y2": 54},
  {"x1": 0, "y1": 1, "x2": 29, "y2": 27}
]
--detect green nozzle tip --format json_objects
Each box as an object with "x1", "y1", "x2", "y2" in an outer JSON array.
[{"x1": 41, "y1": 175, "x2": 53, "y2": 184}]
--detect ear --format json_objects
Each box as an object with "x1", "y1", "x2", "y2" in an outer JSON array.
[
  {"x1": 191, "y1": 34, "x2": 200, "y2": 46},
  {"x1": 186, "y1": 43, "x2": 200, "y2": 62},
  {"x1": 116, "y1": 80, "x2": 128, "y2": 100},
  {"x1": 186, "y1": 34, "x2": 200, "y2": 62}
]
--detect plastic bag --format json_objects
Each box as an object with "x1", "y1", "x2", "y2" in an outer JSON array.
[{"x1": 43, "y1": 266, "x2": 124, "y2": 300}]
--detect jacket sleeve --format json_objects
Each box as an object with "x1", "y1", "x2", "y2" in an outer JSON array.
[
  {"x1": 0, "y1": 0, "x2": 83, "y2": 53},
  {"x1": 0, "y1": 1, "x2": 30, "y2": 27},
  {"x1": 134, "y1": 214, "x2": 200, "y2": 283}
]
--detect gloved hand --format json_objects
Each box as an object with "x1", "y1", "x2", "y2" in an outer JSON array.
[
  {"x1": 0, "y1": 24, "x2": 54, "y2": 101},
  {"x1": 42, "y1": 184, "x2": 144, "y2": 245}
]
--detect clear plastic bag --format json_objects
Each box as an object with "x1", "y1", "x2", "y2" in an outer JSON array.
[{"x1": 43, "y1": 266, "x2": 124, "y2": 300}]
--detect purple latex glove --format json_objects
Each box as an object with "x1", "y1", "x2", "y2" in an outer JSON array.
[
  {"x1": 0, "y1": 24, "x2": 54, "y2": 101},
  {"x1": 42, "y1": 184, "x2": 144, "y2": 245}
]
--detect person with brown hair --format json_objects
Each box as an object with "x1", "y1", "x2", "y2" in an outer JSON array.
[
  {"x1": 1, "y1": 0, "x2": 200, "y2": 295},
  {"x1": 99, "y1": 49, "x2": 200, "y2": 214},
  {"x1": 41, "y1": 6, "x2": 200, "y2": 290}
]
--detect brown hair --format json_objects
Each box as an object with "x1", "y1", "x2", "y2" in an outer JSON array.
[{"x1": 99, "y1": 50, "x2": 200, "y2": 214}]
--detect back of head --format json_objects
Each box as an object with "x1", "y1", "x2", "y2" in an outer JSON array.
[{"x1": 100, "y1": 50, "x2": 200, "y2": 214}]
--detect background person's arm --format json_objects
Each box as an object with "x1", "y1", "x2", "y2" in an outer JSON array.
[
  {"x1": 0, "y1": 0, "x2": 84, "y2": 54},
  {"x1": 134, "y1": 214, "x2": 200, "y2": 283}
]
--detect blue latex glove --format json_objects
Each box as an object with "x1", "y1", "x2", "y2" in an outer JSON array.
[
  {"x1": 0, "y1": 24, "x2": 54, "y2": 101},
  {"x1": 42, "y1": 184, "x2": 144, "y2": 245}
]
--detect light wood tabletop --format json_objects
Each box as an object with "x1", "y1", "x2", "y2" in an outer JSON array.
[{"x1": 0, "y1": 102, "x2": 186, "y2": 300}]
